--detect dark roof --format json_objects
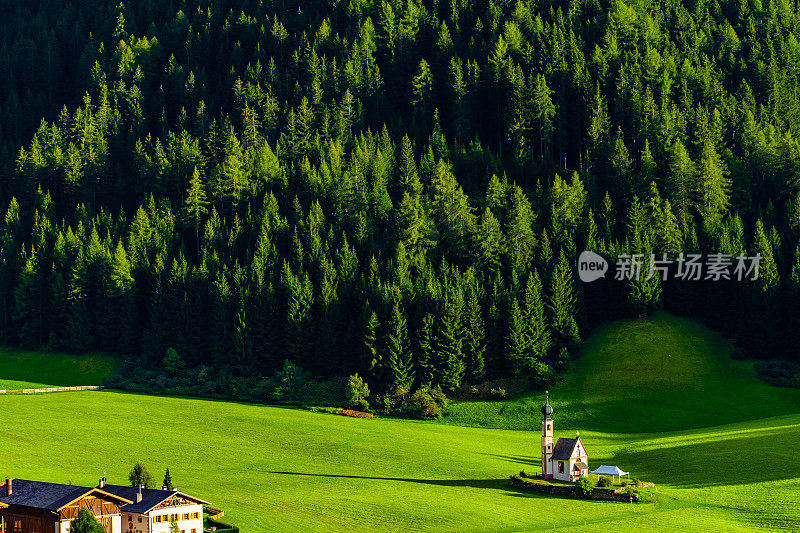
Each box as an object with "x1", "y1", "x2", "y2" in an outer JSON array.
[
  {"x1": 574, "y1": 461, "x2": 588, "y2": 470},
  {"x1": 551, "y1": 438, "x2": 579, "y2": 461},
  {"x1": 0, "y1": 480, "x2": 130, "y2": 511},
  {"x1": 101, "y1": 484, "x2": 209, "y2": 514}
]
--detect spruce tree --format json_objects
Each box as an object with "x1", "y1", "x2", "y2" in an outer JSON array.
[
  {"x1": 163, "y1": 469, "x2": 174, "y2": 490},
  {"x1": 548, "y1": 251, "x2": 580, "y2": 350},
  {"x1": 434, "y1": 294, "x2": 465, "y2": 391},
  {"x1": 184, "y1": 166, "x2": 208, "y2": 258},
  {"x1": 385, "y1": 302, "x2": 414, "y2": 391},
  {"x1": 463, "y1": 290, "x2": 486, "y2": 383}
]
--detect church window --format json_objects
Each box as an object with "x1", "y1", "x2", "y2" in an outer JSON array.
[{"x1": 558, "y1": 462, "x2": 564, "y2": 473}]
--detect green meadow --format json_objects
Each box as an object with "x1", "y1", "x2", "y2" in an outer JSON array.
[
  {"x1": 0, "y1": 348, "x2": 119, "y2": 390},
  {"x1": 0, "y1": 313, "x2": 798, "y2": 531}
]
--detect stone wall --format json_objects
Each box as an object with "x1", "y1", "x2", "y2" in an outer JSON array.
[
  {"x1": 508, "y1": 476, "x2": 640, "y2": 503},
  {"x1": 0, "y1": 385, "x2": 104, "y2": 394}
]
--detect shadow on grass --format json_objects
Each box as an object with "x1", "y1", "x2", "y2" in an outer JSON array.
[
  {"x1": 268, "y1": 471, "x2": 506, "y2": 489},
  {"x1": 479, "y1": 453, "x2": 542, "y2": 468},
  {"x1": 269, "y1": 471, "x2": 620, "y2": 504},
  {"x1": 612, "y1": 424, "x2": 800, "y2": 488}
]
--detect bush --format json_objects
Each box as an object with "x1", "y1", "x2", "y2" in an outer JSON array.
[
  {"x1": 372, "y1": 385, "x2": 448, "y2": 419},
  {"x1": 271, "y1": 360, "x2": 309, "y2": 402},
  {"x1": 346, "y1": 373, "x2": 370, "y2": 411},
  {"x1": 530, "y1": 360, "x2": 557, "y2": 389},
  {"x1": 409, "y1": 386, "x2": 448, "y2": 419},
  {"x1": 340, "y1": 409, "x2": 373, "y2": 418},
  {"x1": 309, "y1": 406, "x2": 344, "y2": 415},
  {"x1": 597, "y1": 476, "x2": 612, "y2": 488},
  {"x1": 574, "y1": 477, "x2": 595, "y2": 497},
  {"x1": 631, "y1": 477, "x2": 641, "y2": 486},
  {"x1": 489, "y1": 387, "x2": 506, "y2": 399},
  {"x1": 163, "y1": 347, "x2": 186, "y2": 376}
]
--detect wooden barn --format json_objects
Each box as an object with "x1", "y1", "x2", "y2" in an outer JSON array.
[{"x1": 0, "y1": 478, "x2": 132, "y2": 533}]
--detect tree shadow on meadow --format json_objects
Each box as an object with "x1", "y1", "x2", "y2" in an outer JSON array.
[
  {"x1": 611, "y1": 423, "x2": 800, "y2": 488},
  {"x1": 268, "y1": 471, "x2": 506, "y2": 490},
  {"x1": 268, "y1": 471, "x2": 615, "y2": 503}
]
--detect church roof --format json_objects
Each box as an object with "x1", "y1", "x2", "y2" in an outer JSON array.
[{"x1": 551, "y1": 438, "x2": 580, "y2": 461}]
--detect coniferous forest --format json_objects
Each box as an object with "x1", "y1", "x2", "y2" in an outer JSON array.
[{"x1": 1, "y1": 0, "x2": 799, "y2": 399}]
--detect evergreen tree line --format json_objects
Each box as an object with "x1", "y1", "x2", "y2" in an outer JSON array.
[{"x1": 0, "y1": 0, "x2": 798, "y2": 394}]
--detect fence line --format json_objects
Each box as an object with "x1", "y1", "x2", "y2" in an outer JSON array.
[{"x1": 0, "y1": 385, "x2": 104, "y2": 394}]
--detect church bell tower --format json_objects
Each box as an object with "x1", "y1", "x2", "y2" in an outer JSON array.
[{"x1": 541, "y1": 392, "x2": 554, "y2": 479}]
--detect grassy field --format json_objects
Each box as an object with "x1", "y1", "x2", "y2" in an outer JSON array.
[
  {"x1": 443, "y1": 312, "x2": 800, "y2": 432},
  {"x1": 0, "y1": 347, "x2": 119, "y2": 390},
  {"x1": 0, "y1": 313, "x2": 797, "y2": 531}
]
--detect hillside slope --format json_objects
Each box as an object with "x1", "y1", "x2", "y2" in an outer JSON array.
[
  {"x1": 443, "y1": 312, "x2": 800, "y2": 433},
  {"x1": 0, "y1": 314, "x2": 798, "y2": 531},
  {"x1": 0, "y1": 348, "x2": 118, "y2": 390}
]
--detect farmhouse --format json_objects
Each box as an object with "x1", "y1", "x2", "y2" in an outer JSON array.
[
  {"x1": 540, "y1": 397, "x2": 589, "y2": 482},
  {"x1": 99, "y1": 480, "x2": 208, "y2": 533},
  {"x1": 0, "y1": 478, "x2": 132, "y2": 533},
  {"x1": 0, "y1": 477, "x2": 209, "y2": 533}
]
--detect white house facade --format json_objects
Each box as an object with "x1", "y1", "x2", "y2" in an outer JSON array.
[{"x1": 100, "y1": 483, "x2": 208, "y2": 533}]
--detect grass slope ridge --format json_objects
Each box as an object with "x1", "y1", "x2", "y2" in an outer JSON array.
[
  {"x1": 0, "y1": 313, "x2": 797, "y2": 531},
  {"x1": 443, "y1": 312, "x2": 800, "y2": 432},
  {"x1": 0, "y1": 348, "x2": 119, "y2": 390}
]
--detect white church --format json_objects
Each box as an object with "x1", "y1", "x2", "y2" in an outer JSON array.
[{"x1": 540, "y1": 396, "x2": 589, "y2": 482}]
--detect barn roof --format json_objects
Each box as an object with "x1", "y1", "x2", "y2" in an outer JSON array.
[
  {"x1": 100, "y1": 484, "x2": 209, "y2": 514},
  {"x1": 0, "y1": 479, "x2": 131, "y2": 511},
  {"x1": 551, "y1": 438, "x2": 580, "y2": 461}
]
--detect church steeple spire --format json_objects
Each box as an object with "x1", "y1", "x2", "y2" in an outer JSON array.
[
  {"x1": 541, "y1": 391, "x2": 554, "y2": 479},
  {"x1": 541, "y1": 390, "x2": 553, "y2": 420}
]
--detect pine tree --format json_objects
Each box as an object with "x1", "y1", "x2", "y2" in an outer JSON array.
[
  {"x1": 549, "y1": 251, "x2": 580, "y2": 350},
  {"x1": 523, "y1": 271, "x2": 551, "y2": 368},
  {"x1": 531, "y1": 73, "x2": 556, "y2": 162},
  {"x1": 163, "y1": 469, "x2": 173, "y2": 490},
  {"x1": 434, "y1": 294, "x2": 465, "y2": 391},
  {"x1": 218, "y1": 130, "x2": 247, "y2": 207},
  {"x1": 463, "y1": 290, "x2": 486, "y2": 383},
  {"x1": 411, "y1": 59, "x2": 434, "y2": 134},
  {"x1": 476, "y1": 208, "x2": 504, "y2": 273},
  {"x1": 504, "y1": 295, "x2": 529, "y2": 375},
  {"x1": 184, "y1": 167, "x2": 208, "y2": 258},
  {"x1": 363, "y1": 310, "x2": 383, "y2": 384},
  {"x1": 666, "y1": 139, "x2": 696, "y2": 225},
  {"x1": 697, "y1": 140, "x2": 730, "y2": 229},
  {"x1": 415, "y1": 312, "x2": 436, "y2": 387},
  {"x1": 71, "y1": 507, "x2": 105, "y2": 533},
  {"x1": 385, "y1": 302, "x2": 413, "y2": 391}
]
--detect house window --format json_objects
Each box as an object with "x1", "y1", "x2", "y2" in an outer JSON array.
[
  {"x1": 183, "y1": 513, "x2": 190, "y2": 520},
  {"x1": 558, "y1": 462, "x2": 565, "y2": 473},
  {"x1": 193, "y1": 512, "x2": 200, "y2": 519},
  {"x1": 129, "y1": 515, "x2": 133, "y2": 521},
  {"x1": 547, "y1": 424, "x2": 551, "y2": 431},
  {"x1": 138, "y1": 517, "x2": 142, "y2": 522}
]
